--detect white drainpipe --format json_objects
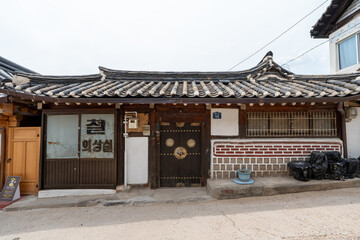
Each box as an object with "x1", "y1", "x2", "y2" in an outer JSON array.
[
  {"x1": 123, "y1": 111, "x2": 137, "y2": 187},
  {"x1": 123, "y1": 117, "x2": 128, "y2": 187}
]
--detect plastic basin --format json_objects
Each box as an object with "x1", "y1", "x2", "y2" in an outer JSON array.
[{"x1": 237, "y1": 169, "x2": 251, "y2": 182}]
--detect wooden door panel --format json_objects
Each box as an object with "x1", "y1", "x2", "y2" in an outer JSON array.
[
  {"x1": 8, "y1": 127, "x2": 40, "y2": 195},
  {"x1": 12, "y1": 128, "x2": 38, "y2": 139},
  {"x1": 160, "y1": 122, "x2": 201, "y2": 187},
  {"x1": 44, "y1": 159, "x2": 78, "y2": 188},
  {"x1": 79, "y1": 159, "x2": 115, "y2": 186},
  {"x1": 25, "y1": 141, "x2": 39, "y2": 181},
  {"x1": 11, "y1": 141, "x2": 25, "y2": 176}
]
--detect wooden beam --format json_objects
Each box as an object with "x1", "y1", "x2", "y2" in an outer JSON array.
[
  {"x1": 8, "y1": 114, "x2": 23, "y2": 127},
  {"x1": 2, "y1": 103, "x2": 13, "y2": 116}
]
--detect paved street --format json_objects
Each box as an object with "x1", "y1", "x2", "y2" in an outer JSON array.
[{"x1": 1, "y1": 188, "x2": 360, "y2": 240}]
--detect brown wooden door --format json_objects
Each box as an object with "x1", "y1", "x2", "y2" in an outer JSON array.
[
  {"x1": 43, "y1": 113, "x2": 116, "y2": 189},
  {"x1": 160, "y1": 122, "x2": 201, "y2": 187},
  {"x1": 7, "y1": 127, "x2": 41, "y2": 195}
]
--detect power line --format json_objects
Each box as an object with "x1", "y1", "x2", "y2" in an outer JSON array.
[
  {"x1": 281, "y1": 40, "x2": 329, "y2": 66},
  {"x1": 227, "y1": 0, "x2": 330, "y2": 71},
  {"x1": 282, "y1": 21, "x2": 360, "y2": 67}
]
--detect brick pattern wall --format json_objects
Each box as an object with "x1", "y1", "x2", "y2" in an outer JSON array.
[{"x1": 212, "y1": 140, "x2": 343, "y2": 179}]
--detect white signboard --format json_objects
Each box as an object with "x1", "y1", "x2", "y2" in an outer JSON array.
[{"x1": 80, "y1": 114, "x2": 114, "y2": 159}]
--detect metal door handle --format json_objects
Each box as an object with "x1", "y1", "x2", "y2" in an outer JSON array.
[{"x1": 7, "y1": 158, "x2": 11, "y2": 163}]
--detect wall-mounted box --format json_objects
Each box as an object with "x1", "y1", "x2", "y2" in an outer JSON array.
[{"x1": 128, "y1": 118, "x2": 138, "y2": 129}]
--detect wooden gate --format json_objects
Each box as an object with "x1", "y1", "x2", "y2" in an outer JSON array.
[
  {"x1": 7, "y1": 127, "x2": 41, "y2": 195},
  {"x1": 160, "y1": 122, "x2": 201, "y2": 187}
]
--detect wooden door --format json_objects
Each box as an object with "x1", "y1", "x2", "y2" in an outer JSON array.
[
  {"x1": 160, "y1": 122, "x2": 201, "y2": 187},
  {"x1": 43, "y1": 113, "x2": 116, "y2": 189},
  {"x1": 7, "y1": 127, "x2": 41, "y2": 195}
]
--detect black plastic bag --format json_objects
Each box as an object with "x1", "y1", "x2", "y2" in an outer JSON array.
[
  {"x1": 309, "y1": 152, "x2": 328, "y2": 180},
  {"x1": 343, "y1": 158, "x2": 360, "y2": 179},
  {"x1": 287, "y1": 161, "x2": 312, "y2": 182},
  {"x1": 324, "y1": 151, "x2": 341, "y2": 163},
  {"x1": 327, "y1": 160, "x2": 346, "y2": 180}
]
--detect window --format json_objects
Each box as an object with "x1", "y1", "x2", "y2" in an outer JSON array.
[
  {"x1": 246, "y1": 112, "x2": 337, "y2": 137},
  {"x1": 338, "y1": 34, "x2": 360, "y2": 70},
  {"x1": 46, "y1": 113, "x2": 115, "y2": 159},
  {"x1": 46, "y1": 115, "x2": 79, "y2": 159}
]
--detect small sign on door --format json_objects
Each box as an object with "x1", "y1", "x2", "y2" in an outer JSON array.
[{"x1": 0, "y1": 176, "x2": 21, "y2": 201}]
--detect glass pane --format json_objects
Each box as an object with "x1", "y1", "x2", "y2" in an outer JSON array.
[
  {"x1": 46, "y1": 115, "x2": 79, "y2": 159},
  {"x1": 80, "y1": 114, "x2": 114, "y2": 159},
  {"x1": 339, "y1": 36, "x2": 357, "y2": 69}
]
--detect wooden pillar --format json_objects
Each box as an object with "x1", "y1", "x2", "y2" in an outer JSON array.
[
  {"x1": 155, "y1": 122, "x2": 161, "y2": 188},
  {"x1": 201, "y1": 108, "x2": 211, "y2": 186},
  {"x1": 117, "y1": 108, "x2": 124, "y2": 186},
  {"x1": 149, "y1": 108, "x2": 157, "y2": 189},
  {"x1": 239, "y1": 105, "x2": 246, "y2": 138}
]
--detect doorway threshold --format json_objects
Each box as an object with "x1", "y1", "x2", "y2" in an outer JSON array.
[{"x1": 38, "y1": 189, "x2": 116, "y2": 199}]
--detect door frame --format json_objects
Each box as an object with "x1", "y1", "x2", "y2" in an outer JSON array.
[{"x1": 154, "y1": 106, "x2": 210, "y2": 188}]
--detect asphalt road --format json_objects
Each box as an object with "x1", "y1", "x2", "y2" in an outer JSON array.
[{"x1": 1, "y1": 188, "x2": 360, "y2": 240}]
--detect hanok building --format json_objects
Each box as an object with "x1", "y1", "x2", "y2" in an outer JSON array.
[{"x1": 1, "y1": 52, "x2": 360, "y2": 191}]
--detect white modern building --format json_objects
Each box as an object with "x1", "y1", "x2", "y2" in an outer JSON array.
[{"x1": 311, "y1": 0, "x2": 360, "y2": 158}]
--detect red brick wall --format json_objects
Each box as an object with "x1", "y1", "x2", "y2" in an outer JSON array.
[{"x1": 212, "y1": 140, "x2": 343, "y2": 179}]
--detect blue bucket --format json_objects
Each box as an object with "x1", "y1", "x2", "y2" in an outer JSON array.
[{"x1": 237, "y1": 169, "x2": 251, "y2": 182}]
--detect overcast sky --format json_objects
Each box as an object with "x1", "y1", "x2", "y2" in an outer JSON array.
[{"x1": 1, "y1": 0, "x2": 330, "y2": 75}]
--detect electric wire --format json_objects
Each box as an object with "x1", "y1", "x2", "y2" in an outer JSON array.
[
  {"x1": 227, "y1": 0, "x2": 330, "y2": 71},
  {"x1": 282, "y1": 21, "x2": 360, "y2": 67}
]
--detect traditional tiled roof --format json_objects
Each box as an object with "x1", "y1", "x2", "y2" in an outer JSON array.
[
  {"x1": 0, "y1": 56, "x2": 37, "y2": 81},
  {"x1": 1, "y1": 52, "x2": 360, "y2": 104},
  {"x1": 311, "y1": 0, "x2": 354, "y2": 38}
]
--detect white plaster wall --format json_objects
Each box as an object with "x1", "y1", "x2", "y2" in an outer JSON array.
[
  {"x1": 346, "y1": 107, "x2": 360, "y2": 158},
  {"x1": 211, "y1": 108, "x2": 238, "y2": 136},
  {"x1": 329, "y1": 15, "x2": 360, "y2": 73},
  {"x1": 126, "y1": 137, "x2": 148, "y2": 184}
]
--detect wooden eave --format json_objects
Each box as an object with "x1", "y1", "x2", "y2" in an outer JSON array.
[{"x1": 311, "y1": 0, "x2": 355, "y2": 38}]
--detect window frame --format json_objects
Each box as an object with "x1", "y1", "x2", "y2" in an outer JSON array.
[
  {"x1": 337, "y1": 33, "x2": 360, "y2": 70},
  {"x1": 43, "y1": 109, "x2": 117, "y2": 161},
  {"x1": 245, "y1": 110, "x2": 340, "y2": 138}
]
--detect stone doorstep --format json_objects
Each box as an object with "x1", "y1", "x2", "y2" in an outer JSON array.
[
  {"x1": 207, "y1": 177, "x2": 360, "y2": 200},
  {"x1": 38, "y1": 189, "x2": 116, "y2": 199}
]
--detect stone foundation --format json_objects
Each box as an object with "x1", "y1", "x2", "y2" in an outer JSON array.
[{"x1": 211, "y1": 139, "x2": 343, "y2": 178}]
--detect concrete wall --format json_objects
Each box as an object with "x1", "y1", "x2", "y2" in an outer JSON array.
[
  {"x1": 346, "y1": 107, "x2": 360, "y2": 158},
  {"x1": 211, "y1": 108, "x2": 238, "y2": 136},
  {"x1": 211, "y1": 138, "x2": 343, "y2": 179},
  {"x1": 329, "y1": 14, "x2": 360, "y2": 73}
]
